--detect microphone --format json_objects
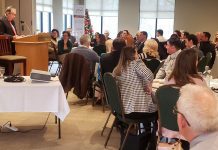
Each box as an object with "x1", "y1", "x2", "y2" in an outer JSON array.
[{"x1": 20, "y1": 20, "x2": 32, "y2": 35}]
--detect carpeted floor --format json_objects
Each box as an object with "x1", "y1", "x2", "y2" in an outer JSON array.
[{"x1": 0, "y1": 92, "x2": 120, "y2": 150}]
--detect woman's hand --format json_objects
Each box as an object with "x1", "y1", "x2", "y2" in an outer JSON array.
[{"x1": 145, "y1": 82, "x2": 152, "y2": 95}]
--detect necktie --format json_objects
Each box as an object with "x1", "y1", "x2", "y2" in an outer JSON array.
[{"x1": 9, "y1": 22, "x2": 17, "y2": 35}]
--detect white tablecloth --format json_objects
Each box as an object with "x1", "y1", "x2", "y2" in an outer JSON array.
[{"x1": 0, "y1": 77, "x2": 70, "y2": 121}]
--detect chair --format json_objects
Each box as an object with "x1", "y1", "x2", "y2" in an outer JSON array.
[
  {"x1": 155, "y1": 85, "x2": 180, "y2": 132},
  {"x1": 103, "y1": 73, "x2": 157, "y2": 150},
  {"x1": 59, "y1": 53, "x2": 92, "y2": 101},
  {"x1": 0, "y1": 35, "x2": 26, "y2": 75},
  {"x1": 48, "y1": 46, "x2": 62, "y2": 75}
]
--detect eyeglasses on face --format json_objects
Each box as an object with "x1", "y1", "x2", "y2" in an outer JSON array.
[{"x1": 173, "y1": 105, "x2": 191, "y2": 126}]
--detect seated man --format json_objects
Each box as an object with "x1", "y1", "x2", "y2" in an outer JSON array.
[
  {"x1": 71, "y1": 34, "x2": 99, "y2": 72},
  {"x1": 176, "y1": 84, "x2": 218, "y2": 150},
  {"x1": 155, "y1": 37, "x2": 181, "y2": 79},
  {"x1": 100, "y1": 38, "x2": 126, "y2": 75}
]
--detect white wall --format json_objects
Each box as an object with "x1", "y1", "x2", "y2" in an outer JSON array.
[
  {"x1": 118, "y1": 0, "x2": 140, "y2": 35},
  {"x1": 5, "y1": 0, "x2": 34, "y2": 35},
  {"x1": 174, "y1": 0, "x2": 218, "y2": 37}
]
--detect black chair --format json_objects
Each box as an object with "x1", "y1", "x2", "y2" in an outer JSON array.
[
  {"x1": 48, "y1": 46, "x2": 62, "y2": 75},
  {"x1": 103, "y1": 73, "x2": 157, "y2": 150}
]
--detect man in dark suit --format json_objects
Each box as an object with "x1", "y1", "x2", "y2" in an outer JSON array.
[
  {"x1": 136, "y1": 31, "x2": 147, "y2": 54},
  {"x1": 199, "y1": 32, "x2": 216, "y2": 69},
  {"x1": 100, "y1": 38, "x2": 126, "y2": 75},
  {"x1": 0, "y1": 6, "x2": 18, "y2": 55}
]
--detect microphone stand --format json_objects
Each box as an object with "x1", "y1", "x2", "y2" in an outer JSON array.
[{"x1": 20, "y1": 21, "x2": 32, "y2": 35}]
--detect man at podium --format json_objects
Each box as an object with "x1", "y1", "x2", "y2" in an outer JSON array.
[{"x1": 0, "y1": 6, "x2": 20, "y2": 55}]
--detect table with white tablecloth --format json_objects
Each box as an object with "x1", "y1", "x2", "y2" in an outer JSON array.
[{"x1": 0, "y1": 76, "x2": 70, "y2": 138}]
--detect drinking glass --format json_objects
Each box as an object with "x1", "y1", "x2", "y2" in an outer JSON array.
[{"x1": 0, "y1": 67, "x2": 5, "y2": 78}]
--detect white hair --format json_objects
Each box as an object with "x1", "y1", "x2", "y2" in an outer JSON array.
[
  {"x1": 80, "y1": 34, "x2": 91, "y2": 46},
  {"x1": 178, "y1": 84, "x2": 218, "y2": 133}
]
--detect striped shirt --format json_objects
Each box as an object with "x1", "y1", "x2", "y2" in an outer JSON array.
[
  {"x1": 114, "y1": 59, "x2": 157, "y2": 114},
  {"x1": 155, "y1": 50, "x2": 181, "y2": 79}
]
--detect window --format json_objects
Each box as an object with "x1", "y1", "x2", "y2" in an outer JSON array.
[
  {"x1": 85, "y1": 0, "x2": 119, "y2": 39},
  {"x1": 36, "y1": 0, "x2": 53, "y2": 32},
  {"x1": 140, "y1": 0, "x2": 175, "y2": 39},
  {"x1": 63, "y1": 0, "x2": 74, "y2": 31}
]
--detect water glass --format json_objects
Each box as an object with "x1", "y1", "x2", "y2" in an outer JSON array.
[{"x1": 0, "y1": 67, "x2": 5, "y2": 78}]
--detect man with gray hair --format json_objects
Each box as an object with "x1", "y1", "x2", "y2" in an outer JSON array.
[
  {"x1": 176, "y1": 84, "x2": 218, "y2": 150},
  {"x1": 71, "y1": 34, "x2": 99, "y2": 71}
]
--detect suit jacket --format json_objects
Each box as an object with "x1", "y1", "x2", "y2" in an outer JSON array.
[
  {"x1": 137, "y1": 42, "x2": 144, "y2": 54},
  {"x1": 0, "y1": 16, "x2": 17, "y2": 36},
  {"x1": 100, "y1": 50, "x2": 121, "y2": 75},
  {"x1": 0, "y1": 16, "x2": 17, "y2": 55},
  {"x1": 59, "y1": 53, "x2": 91, "y2": 99},
  {"x1": 199, "y1": 41, "x2": 216, "y2": 68}
]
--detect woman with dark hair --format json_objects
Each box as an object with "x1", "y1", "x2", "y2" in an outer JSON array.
[
  {"x1": 57, "y1": 31, "x2": 73, "y2": 63},
  {"x1": 93, "y1": 34, "x2": 106, "y2": 56},
  {"x1": 49, "y1": 29, "x2": 59, "y2": 59},
  {"x1": 162, "y1": 48, "x2": 206, "y2": 150},
  {"x1": 117, "y1": 31, "x2": 123, "y2": 38},
  {"x1": 113, "y1": 46, "x2": 158, "y2": 150},
  {"x1": 166, "y1": 48, "x2": 206, "y2": 86}
]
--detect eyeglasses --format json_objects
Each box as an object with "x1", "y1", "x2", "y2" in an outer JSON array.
[{"x1": 173, "y1": 105, "x2": 191, "y2": 126}]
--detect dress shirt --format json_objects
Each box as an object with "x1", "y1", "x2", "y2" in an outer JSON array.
[
  {"x1": 190, "y1": 132, "x2": 218, "y2": 150},
  {"x1": 156, "y1": 50, "x2": 181, "y2": 79},
  {"x1": 157, "y1": 36, "x2": 167, "y2": 42}
]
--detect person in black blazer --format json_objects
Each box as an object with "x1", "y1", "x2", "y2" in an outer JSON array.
[
  {"x1": 93, "y1": 34, "x2": 106, "y2": 56},
  {"x1": 100, "y1": 38, "x2": 126, "y2": 75},
  {"x1": 199, "y1": 32, "x2": 216, "y2": 69},
  {"x1": 0, "y1": 6, "x2": 18, "y2": 55}
]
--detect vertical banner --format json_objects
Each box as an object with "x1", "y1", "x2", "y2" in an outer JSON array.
[{"x1": 73, "y1": 5, "x2": 85, "y2": 42}]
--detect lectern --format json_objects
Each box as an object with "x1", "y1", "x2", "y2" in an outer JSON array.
[{"x1": 13, "y1": 34, "x2": 50, "y2": 75}]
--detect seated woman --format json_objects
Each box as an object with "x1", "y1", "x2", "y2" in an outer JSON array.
[
  {"x1": 57, "y1": 31, "x2": 73, "y2": 64},
  {"x1": 166, "y1": 48, "x2": 206, "y2": 86},
  {"x1": 113, "y1": 46, "x2": 158, "y2": 150},
  {"x1": 138, "y1": 39, "x2": 159, "y2": 59},
  {"x1": 138, "y1": 39, "x2": 160, "y2": 74},
  {"x1": 93, "y1": 34, "x2": 106, "y2": 56},
  {"x1": 161, "y1": 48, "x2": 207, "y2": 150},
  {"x1": 48, "y1": 29, "x2": 59, "y2": 60}
]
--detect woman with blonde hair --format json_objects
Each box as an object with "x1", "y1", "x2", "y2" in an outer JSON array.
[{"x1": 139, "y1": 39, "x2": 159, "y2": 59}]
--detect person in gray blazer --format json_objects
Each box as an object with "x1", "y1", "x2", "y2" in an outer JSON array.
[{"x1": 71, "y1": 34, "x2": 99, "y2": 72}]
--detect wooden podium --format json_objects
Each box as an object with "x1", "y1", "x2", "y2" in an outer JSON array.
[{"x1": 13, "y1": 34, "x2": 50, "y2": 75}]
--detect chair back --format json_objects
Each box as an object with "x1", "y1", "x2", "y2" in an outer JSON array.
[
  {"x1": 103, "y1": 73, "x2": 124, "y2": 118},
  {"x1": 143, "y1": 58, "x2": 160, "y2": 74},
  {"x1": 197, "y1": 56, "x2": 207, "y2": 73},
  {"x1": 59, "y1": 53, "x2": 91, "y2": 99},
  {"x1": 0, "y1": 35, "x2": 12, "y2": 56},
  {"x1": 155, "y1": 85, "x2": 180, "y2": 131}
]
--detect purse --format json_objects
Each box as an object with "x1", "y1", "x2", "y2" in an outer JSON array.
[{"x1": 157, "y1": 140, "x2": 183, "y2": 150}]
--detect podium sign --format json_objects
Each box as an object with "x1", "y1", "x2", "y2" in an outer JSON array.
[{"x1": 73, "y1": 5, "x2": 85, "y2": 42}]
